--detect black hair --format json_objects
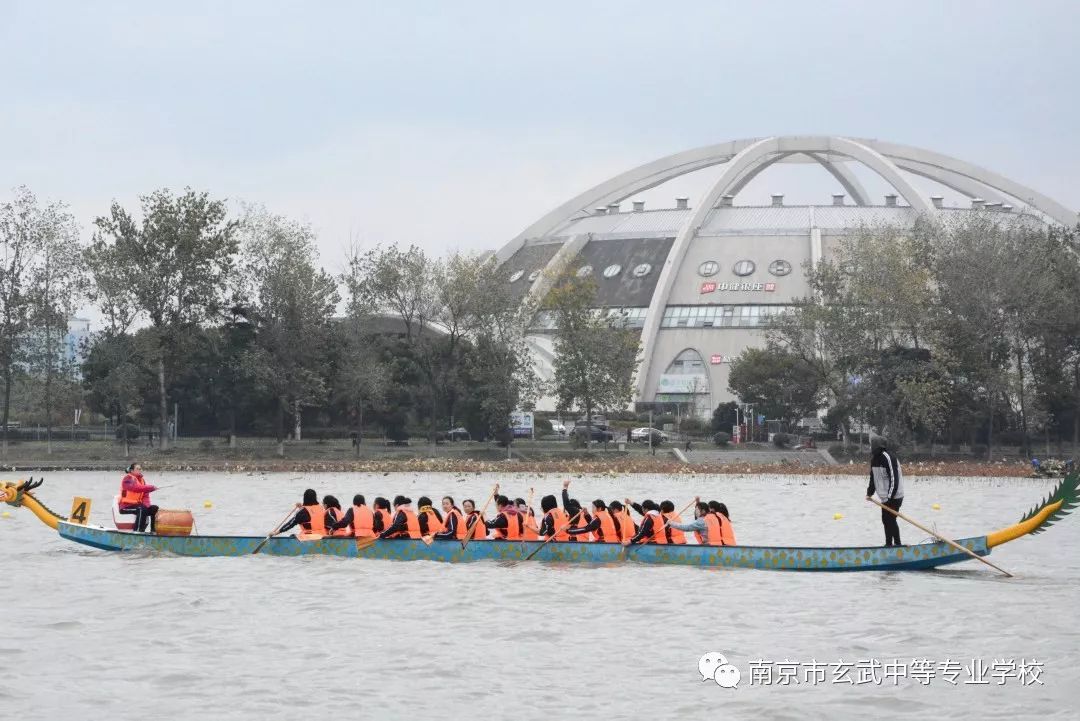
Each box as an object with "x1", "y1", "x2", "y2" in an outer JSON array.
[
  {"x1": 323, "y1": 495, "x2": 341, "y2": 510},
  {"x1": 514, "y1": 497, "x2": 526, "y2": 506},
  {"x1": 374, "y1": 496, "x2": 390, "y2": 510},
  {"x1": 126, "y1": 462, "x2": 137, "y2": 473},
  {"x1": 353, "y1": 494, "x2": 366, "y2": 506},
  {"x1": 302, "y1": 489, "x2": 318, "y2": 505},
  {"x1": 567, "y1": 500, "x2": 583, "y2": 515},
  {"x1": 495, "y1": 495, "x2": 509, "y2": 507},
  {"x1": 592, "y1": 498, "x2": 606, "y2": 511},
  {"x1": 393, "y1": 495, "x2": 410, "y2": 507},
  {"x1": 442, "y1": 496, "x2": 455, "y2": 507},
  {"x1": 609, "y1": 500, "x2": 624, "y2": 511},
  {"x1": 418, "y1": 496, "x2": 433, "y2": 508},
  {"x1": 541, "y1": 494, "x2": 557, "y2": 513},
  {"x1": 660, "y1": 500, "x2": 675, "y2": 513},
  {"x1": 707, "y1": 501, "x2": 723, "y2": 514},
  {"x1": 463, "y1": 498, "x2": 476, "y2": 510},
  {"x1": 696, "y1": 502, "x2": 710, "y2": 515},
  {"x1": 642, "y1": 499, "x2": 659, "y2": 512},
  {"x1": 717, "y1": 503, "x2": 731, "y2": 520}
]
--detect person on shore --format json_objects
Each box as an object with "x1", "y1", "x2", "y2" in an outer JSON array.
[
  {"x1": 417, "y1": 496, "x2": 444, "y2": 536},
  {"x1": 626, "y1": 499, "x2": 667, "y2": 545},
  {"x1": 866, "y1": 437, "x2": 905, "y2": 546},
  {"x1": 434, "y1": 496, "x2": 466, "y2": 540},
  {"x1": 118, "y1": 462, "x2": 159, "y2": 533},
  {"x1": 278, "y1": 489, "x2": 330, "y2": 540},
  {"x1": 372, "y1": 497, "x2": 392, "y2": 535},
  {"x1": 329, "y1": 494, "x2": 376, "y2": 538},
  {"x1": 567, "y1": 499, "x2": 618, "y2": 542},
  {"x1": 659, "y1": 500, "x2": 688, "y2": 545},
  {"x1": 380, "y1": 496, "x2": 422, "y2": 539},
  {"x1": 462, "y1": 498, "x2": 487, "y2": 540}
]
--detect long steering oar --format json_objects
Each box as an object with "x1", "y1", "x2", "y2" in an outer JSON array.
[
  {"x1": 461, "y1": 485, "x2": 499, "y2": 550},
  {"x1": 867, "y1": 497, "x2": 1012, "y2": 578},
  {"x1": 523, "y1": 510, "x2": 583, "y2": 561},
  {"x1": 252, "y1": 506, "x2": 299, "y2": 555}
]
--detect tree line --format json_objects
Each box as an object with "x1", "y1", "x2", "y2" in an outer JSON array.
[{"x1": 727, "y1": 214, "x2": 1080, "y2": 458}]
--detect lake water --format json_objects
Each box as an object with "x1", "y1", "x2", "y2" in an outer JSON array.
[{"x1": 3, "y1": 471, "x2": 1078, "y2": 720}]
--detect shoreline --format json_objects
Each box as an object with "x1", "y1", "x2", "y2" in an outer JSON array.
[{"x1": 0, "y1": 457, "x2": 1043, "y2": 478}]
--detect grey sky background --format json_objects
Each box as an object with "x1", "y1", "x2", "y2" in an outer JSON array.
[{"x1": 3, "y1": 0, "x2": 1078, "y2": 278}]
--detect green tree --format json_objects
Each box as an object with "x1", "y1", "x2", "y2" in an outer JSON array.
[
  {"x1": 727, "y1": 346, "x2": 822, "y2": 427},
  {"x1": 89, "y1": 188, "x2": 237, "y2": 449}
]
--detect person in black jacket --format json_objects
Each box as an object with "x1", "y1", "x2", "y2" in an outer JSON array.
[{"x1": 866, "y1": 437, "x2": 905, "y2": 546}]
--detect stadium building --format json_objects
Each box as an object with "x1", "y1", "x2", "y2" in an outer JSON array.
[{"x1": 493, "y1": 136, "x2": 1076, "y2": 417}]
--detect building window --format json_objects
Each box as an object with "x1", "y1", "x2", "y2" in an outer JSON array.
[
  {"x1": 509, "y1": 270, "x2": 524, "y2": 282},
  {"x1": 659, "y1": 305, "x2": 790, "y2": 329},
  {"x1": 698, "y1": 260, "x2": 719, "y2": 277},
  {"x1": 632, "y1": 263, "x2": 652, "y2": 278},
  {"x1": 733, "y1": 260, "x2": 755, "y2": 277},
  {"x1": 575, "y1": 265, "x2": 593, "y2": 278},
  {"x1": 528, "y1": 270, "x2": 540, "y2": 282},
  {"x1": 603, "y1": 264, "x2": 622, "y2": 278},
  {"x1": 769, "y1": 259, "x2": 792, "y2": 276}
]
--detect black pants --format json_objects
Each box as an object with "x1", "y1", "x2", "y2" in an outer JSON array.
[
  {"x1": 120, "y1": 504, "x2": 159, "y2": 532},
  {"x1": 881, "y1": 498, "x2": 903, "y2": 546}
]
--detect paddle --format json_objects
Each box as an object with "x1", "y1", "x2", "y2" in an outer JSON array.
[
  {"x1": 461, "y1": 484, "x2": 499, "y2": 550},
  {"x1": 867, "y1": 497, "x2": 1013, "y2": 578},
  {"x1": 519, "y1": 487, "x2": 535, "y2": 550},
  {"x1": 522, "y1": 509, "x2": 583, "y2": 561},
  {"x1": 252, "y1": 505, "x2": 300, "y2": 555}
]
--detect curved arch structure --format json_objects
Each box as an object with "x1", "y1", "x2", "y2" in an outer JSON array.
[{"x1": 499, "y1": 135, "x2": 1077, "y2": 410}]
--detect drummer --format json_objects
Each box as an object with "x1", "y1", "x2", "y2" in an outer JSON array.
[{"x1": 118, "y1": 462, "x2": 159, "y2": 533}]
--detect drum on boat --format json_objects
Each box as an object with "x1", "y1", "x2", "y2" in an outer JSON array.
[{"x1": 155, "y1": 509, "x2": 194, "y2": 536}]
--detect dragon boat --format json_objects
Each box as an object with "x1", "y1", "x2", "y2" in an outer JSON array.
[{"x1": 2, "y1": 475, "x2": 1076, "y2": 571}]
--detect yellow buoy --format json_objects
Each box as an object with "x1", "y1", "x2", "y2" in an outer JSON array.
[
  {"x1": 203, "y1": 501, "x2": 213, "y2": 509},
  {"x1": 833, "y1": 512, "x2": 843, "y2": 520},
  {"x1": 932, "y1": 503, "x2": 941, "y2": 510},
  {"x1": 1, "y1": 510, "x2": 11, "y2": 518}
]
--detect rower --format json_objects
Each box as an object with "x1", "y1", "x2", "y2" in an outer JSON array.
[
  {"x1": 434, "y1": 496, "x2": 467, "y2": 540},
  {"x1": 372, "y1": 497, "x2": 393, "y2": 536},
  {"x1": 417, "y1": 496, "x2": 444, "y2": 536},
  {"x1": 626, "y1": 499, "x2": 666, "y2": 545},
  {"x1": 562, "y1": 480, "x2": 593, "y2": 541},
  {"x1": 660, "y1": 500, "x2": 688, "y2": 544},
  {"x1": 567, "y1": 499, "x2": 618, "y2": 543},
  {"x1": 330, "y1": 494, "x2": 376, "y2": 538},
  {"x1": 118, "y1": 462, "x2": 159, "y2": 533},
  {"x1": 485, "y1": 495, "x2": 523, "y2": 540},
  {"x1": 380, "y1": 496, "x2": 422, "y2": 539},
  {"x1": 462, "y1": 498, "x2": 487, "y2": 540},
  {"x1": 277, "y1": 489, "x2": 330, "y2": 540},
  {"x1": 665, "y1": 500, "x2": 720, "y2": 545},
  {"x1": 323, "y1": 495, "x2": 351, "y2": 537},
  {"x1": 517, "y1": 496, "x2": 540, "y2": 541},
  {"x1": 708, "y1": 501, "x2": 737, "y2": 546},
  {"x1": 537, "y1": 495, "x2": 569, "y2": 540},
  {"x1": 608, "y1": 501, "x2": 637, "y2": 542}
]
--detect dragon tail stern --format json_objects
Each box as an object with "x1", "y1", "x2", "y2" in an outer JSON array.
[{"x1": 986, "y1": 471, "x2": 1079, "y2": 548}]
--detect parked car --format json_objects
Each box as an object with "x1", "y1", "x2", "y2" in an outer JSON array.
[
  {"x1": 630, "y1": 427, "x2": 667, "y2": 443},
  {"x1": 572, "y1": 423, "x2": 615, "y2": 443},
  {"x1": 446, "y1": 427, "x2": 471, "y2": 441},
  {"x1": 549, "y1": 420, "x2": 568, "y2": 436}
]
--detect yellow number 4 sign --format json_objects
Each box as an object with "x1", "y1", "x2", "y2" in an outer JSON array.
[{"x1": 69, "y1": 497, "x2": 92, "y2": 525}]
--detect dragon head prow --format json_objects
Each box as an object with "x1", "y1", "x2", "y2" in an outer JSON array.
[
  {"x1": 987, "y1": 471, "x2": 1079, "y2": 548},
  {"x1": 2, "y1": 477, "x2": 41, "y2": 506}
]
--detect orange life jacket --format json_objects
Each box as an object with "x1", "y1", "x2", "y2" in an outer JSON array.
[
  {"x1": 419, "y1": 508, "x2": 444, "y2": 536},
  {"x1": 443, "y1": 507, "x2": 466, "y2": 539},
  {"x1": 298, "y1": 503, "x2": 326, "y2": 541},
  {"x1": 373, "y1": 508, "x2": 392, "y2": 535},
  {"x1": 497, "y1": 510, "x2": 522, "y2": 540},
  {"x1": 648, "y1": 512, "x2": 668, "y2": 544},
  {"x1": 352, "y1": 505, "x2": 375, "y2": 538},
  {"x1": 544, "y1": 508, "x2": 570, "y2": 541},
  {"x1": 119, "y1": 473, "x2": 147, "y2": 507},
  {"x1": 387, "y1": 506, "x2": 421, "y2": 539},
  {"x1": 522, "y1": 510, "x2": 539, "y2": 540},
  {"x1": 718, "y1": 514, "x2": 736, "y2": 546},
  {"x1": 569, "y1": 511, "x2": 593, "y2": 542},
  {"x1": 592, "y1": 509, "x2": 618, "y2": 543},
  {"x1": 466, "y1": 512, "x2": 487, "y2": 540},
  {"x1": 696, "y1": 512, "x2": 724, "y2": 546},
  {"x1": 327, "y1": 507, "x2": 351, "y2": 537},
  {"x1": 663, "y1": 511, "x2": 687, "y2": 544},
  {"x1": 614, "y1": 509, "x2": 636, "y2": 542}
]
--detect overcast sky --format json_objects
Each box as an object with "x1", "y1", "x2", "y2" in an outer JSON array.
[{"x1": 3, "y1": 0, "x2": 1078, "y2": 278}]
